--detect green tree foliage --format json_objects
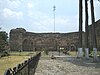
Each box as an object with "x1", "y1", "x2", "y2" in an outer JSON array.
[{"x1": 0, "y1": 31, "x2": 8, "y2": 52}]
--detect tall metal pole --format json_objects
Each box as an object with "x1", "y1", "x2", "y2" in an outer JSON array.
[{"x1": 53, "y1": 5, "x2": 56, "y2": 33}]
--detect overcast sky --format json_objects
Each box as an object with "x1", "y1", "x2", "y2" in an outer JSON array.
[{"x1": 0, "y1": 0, "x2": 100, "y2": 34}]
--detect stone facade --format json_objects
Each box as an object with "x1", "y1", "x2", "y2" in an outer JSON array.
[
  {"x1": 9, "y1": 28, "x2": 80, "y2": 51},
  {"x1": 88, "y1": 19, "x2": 100, "y2": 50},
  {"x1": 9, "y1": 19, "x2": 100, "y2": 51}
]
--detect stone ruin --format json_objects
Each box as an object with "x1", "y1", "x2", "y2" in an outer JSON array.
[
  {"x1": 9, "y1": 28, "x2": 79, "y2": 51},
  {"x1": 9, "y1": 19, "x2": 100, "y2": 51}
]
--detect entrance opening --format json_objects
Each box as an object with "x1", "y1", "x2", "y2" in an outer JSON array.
[{"x1": 22, "y1": 39, "x2": 33, "y2": 51}]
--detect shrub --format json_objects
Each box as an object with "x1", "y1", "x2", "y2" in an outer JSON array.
[{"x1": 0, "y1": 51, "x2": 10, "y2": 57}]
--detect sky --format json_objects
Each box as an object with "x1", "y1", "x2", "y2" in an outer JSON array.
[{"x1": 0, "y1": 0, "x2": 100, "y2": 34}]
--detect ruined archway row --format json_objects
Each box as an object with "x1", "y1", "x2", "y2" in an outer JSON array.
[
  {"x1": 9, "y1": 21, "x2": 100, "y2": 52},
  {"x1": 10, "y1": 28, "x2": 79, "y2": 51}
]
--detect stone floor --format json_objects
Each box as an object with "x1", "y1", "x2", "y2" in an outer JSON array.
[{"x1": 35, "y1": 52, "x2": 100, "y2": 75}]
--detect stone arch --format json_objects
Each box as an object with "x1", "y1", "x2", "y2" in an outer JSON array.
[
  {"x1": 45, "y1": 38, "x2": 57, "y2": 51},
  {"x1": 70, "y1": 44, "x2": 76, "y2": 51},
  {"x1": 22, "y1": 39, "x2": 33, "y2": 51},
  {"x1": 34, "y1": 38, "x2": 43, "y2": 50}
]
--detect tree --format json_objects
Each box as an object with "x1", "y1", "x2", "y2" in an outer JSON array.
[
  {"x1": 0, "y1": 31, "x2": 8, "y2": 41},
  {"x1": 0, "y1": 31, "x2": 8, "y2": 52}
]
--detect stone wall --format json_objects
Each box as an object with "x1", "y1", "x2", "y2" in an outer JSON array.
[
  {"x1": 88, "y1": 19, "x2": 100, "y2": 50},
  {"x1": 9, "y1": 29, "x2": 80, "y2": 51},
  {"x1": 10, "y1": 28, "x2": 26, "y2": 51},
  {"x1": 9, "y1": 19, "x2": 100, "y2": 51}
]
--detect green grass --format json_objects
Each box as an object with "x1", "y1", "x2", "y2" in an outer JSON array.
[
  {"x1": 0, "y1": 51, "x2": 36, "y2": 75},
  {"x1": 9, "y1": 51, "x2": 35, "y2": 56},
  {"x1": 68, "y1": 51, "x2": 77, "y2": 56},
  {"x1": 90, "y1": 51, "x2": 100, "y2": 56},
  {"x1": 68, "y1": 51, "x2": 100, "y2": 56},
  {"x1": 97, "y1": 51, "x2": 100, "y2": 55}
]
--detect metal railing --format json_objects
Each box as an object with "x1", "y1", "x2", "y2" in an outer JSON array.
[{"x1": 4, "y1": 52, "x2": 41, "y2": 75}]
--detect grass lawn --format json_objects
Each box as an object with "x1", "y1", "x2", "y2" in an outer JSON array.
[
  {"x1": 68, "y1": 51, "x2": 77, "y2": 56},
  {"x1": 9, "y1": 51, "x2": 35, "y2": 56},
  {"x1": 0, "y1": 51, "x2": 36, "y2": 75},
  {"x1": 97, "y1": 51, "x2": 100, "y2": 55},
  {"x1": 68, "y1": 51, "x2": 100, "y2": 56}
]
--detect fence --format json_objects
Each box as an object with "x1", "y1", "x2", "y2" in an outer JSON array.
[{"x1": 4, "y1": 52, "x2": 41, "y2": 75}]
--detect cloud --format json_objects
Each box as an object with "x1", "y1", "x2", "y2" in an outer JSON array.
[
  {"x1": 1, "y1": 8, "x2": 23, "y2": 20},
  {"x1": 28, "y1": 11, "x2": 68, "y2": 27},
  {"x1": 28, "y1": 10, "x2": 78, "y2": 33},
  {"x1": 9, "y1": 0, "x2": 21, "y2": 8},
  {"x1": 27, "y1": 2, "x2": 34, "y2": 9},
  {"x1": 0, "y1": 0, "x2": 21, "y2": 9},
  {"x1": 1, "y1": 0, "x2": 99, "y2": 33}
]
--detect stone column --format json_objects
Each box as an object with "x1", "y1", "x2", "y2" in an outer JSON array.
[
  {"x1": 77, "y1": 0, "x2": 83, "y2": 58},
  {"x1": 77, "y1": 48, "x2": 83, "y2": 58},
  {"x1": 90, "y1": 0, "x2": 98, "y2": 62},
  {"x1": 93, "y1": 48, "x2": 98, "y2": 61},
  {"x1": 84, "y1": 0, "x2": 89, "y2": 59},
  {"x1": 85, "y1": 48, "x2": 89, "y2": 59}
]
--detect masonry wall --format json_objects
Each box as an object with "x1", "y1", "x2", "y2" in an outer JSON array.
[
  {"x1": 10, "y1": 28, "x2": 26, "y2": 51},
  {"x1": 9, "y1": 19, "x2": 100, "y2": 51},
  {"x1": 88, "y1": 19, "x2": 100, "y2": 50},
  {"x1": 10, "y1": 29, "x2": 80, "y2": 51}
]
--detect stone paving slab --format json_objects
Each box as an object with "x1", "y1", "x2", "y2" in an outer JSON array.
[{"x1": 35, "y1": 57, "x2": 100, "y2": 75}]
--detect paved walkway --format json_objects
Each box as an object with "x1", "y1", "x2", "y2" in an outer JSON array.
[{"x1": 35, "y1": 52, "x2": 100, "y2": 75}]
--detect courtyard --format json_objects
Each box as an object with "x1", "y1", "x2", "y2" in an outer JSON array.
[{"x1": 35, "y1": 51, "x2": 100, "y2": 75}]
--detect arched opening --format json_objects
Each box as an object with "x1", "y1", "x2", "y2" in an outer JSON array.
[
  {"x1": 35, "y1": 39, "x2": 42, "y2": 50},
  {"x1": 46, "y1": 38, "x2": 57, "y2": 51},
  {"x1": 22, "y1": 39, "x2": 33, "y2": 51},
  {"x1": 71, "y1": 46, "x2": 75, "y2": 51}
]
